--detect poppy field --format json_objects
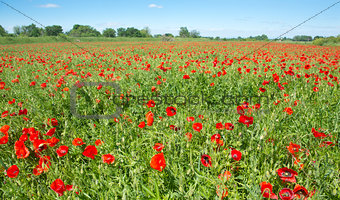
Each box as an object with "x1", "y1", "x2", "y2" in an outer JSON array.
[{"x1": 0, "y1": 41, "x2": 339, "y2": 199}]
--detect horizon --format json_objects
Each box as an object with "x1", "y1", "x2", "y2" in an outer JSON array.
[{"x1": 1, "y1": 0, "x2": 339, "y2": 38}]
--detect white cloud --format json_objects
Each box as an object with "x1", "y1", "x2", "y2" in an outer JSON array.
[
  {"x1": 39, "y1": 4, "x2": 60, "y2": 8},
  {"x1": 148, "y1": 4, "x2": 163, "y2": 9}
]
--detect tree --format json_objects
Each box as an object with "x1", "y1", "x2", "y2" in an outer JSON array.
[
  {"x1": 313, "y1": 36, "x2": 323, "y2": 40},
  {"x1": 13, "y1": 26, "x2": 22, "y2": 36},
  {"x1": 253, "y1": 34, "x2": 268, "y2": 41},
  {"x1": 190, "y1": 30, "x2": 200, "y2": 38},
  {"x1": 125, "y1": 27, "x2": 142, "y2": 37},
  {"x1": 117, "y1": 28, "x2": 127, "y2": 37},
  {"x1": 140, "y1": 27, "x2": 152, "y2": 37},
  {"x1": 103, "y1": 28, "x2": 116, "y2": 37},
  {"x1": 20, "y1": 24, "x2": 42, "y2": 37},
  {"x1": 293, "y1": 35, "x2": 312, "y2": 41},
  {"x1": 0, "y1": 25, "x2": 7, "y2": 36},
  {"x1": 164, "y1": 33, "x2": 174, "y2": 37},
  {"x1": 68, "y1": 24, "x2": 101, "y2": 37},
  {"x1": 45, "y1": 25, "x2": 63, "y2": 36},
  {"x1": 179, "y1": 27, "x2": 190, "y2": 38}
]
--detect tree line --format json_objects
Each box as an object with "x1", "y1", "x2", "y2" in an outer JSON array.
[
  {"x1": 0, "y1": 24, "x2": 338, "y2": 45},
  {"x1": 0, "y1": 24, "x2": 201, "y2": 38}
]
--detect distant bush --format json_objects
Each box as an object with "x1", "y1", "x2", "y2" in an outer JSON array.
[
  {"x1": 293, "y1": 35, "x2": 312, "y2": 41},
  {"x1": 313, "y1": 36, "x2": 340, "y2": 46}
]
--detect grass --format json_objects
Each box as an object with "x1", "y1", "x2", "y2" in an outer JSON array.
[
  {"x1": 0, "y1": 41, "x2": 339, "y2": 199},
  {"x1": 1, "y1": 36, "x2": 339, "y2": 46},
  {"x1": 0, "y1": 36, "x2": 216, "y2": 45}
]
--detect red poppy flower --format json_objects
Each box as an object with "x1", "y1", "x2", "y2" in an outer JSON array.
[
  {"x1": 18, "y1": 108, "x2": 27, "y2": 115},
  {"x1": 201, "y1": 154, "x2": 212, "y2": 167},
  {"x1": 33, "y1": 139, "x2": 48, "y2": 152},
  {"x1": 153, "y1": 143, "x2": 164, "y2": 152},
  {"x1": 150, "y1": 152, "x2": 166, "y2": 171},
  {"x1": 151, "y1": 86, "x2": 156, "y2": 92},
  {"x1": 33, "y1": 165, "x2": 43, "y2": 176},
  {"x1": 262, "y1": 80, "x2": 270, "y2": 85},
  {"x1": 231, "y1": 149, "x2": 242, "y2": 161},
  {"x1": 186, "y1": 116, "x2": 194, "y2": 122},
  {"x1": 56, "y1": 145, "x2": 69, "y2": 157},
  {"x1": 259, "y1": 87, "x2": 266, "y2": 92},
  {"x1": 185, "y1": 132, "x2": 192, "y2": 141},
  {"x1": 95, "y1": 139, "x2": 104, "y2": 146},
  {"x1": 192, "y1": 123, "x2": 202, "y2": 132},
  {"x1": 146, "y1": 111, "x2": 154, "y2": 126},
  {"x1": 14, "y1": 140, "x2": 30, "y2": 159},
  {"x1": 211, "y1": 133, "x2": 223, "y2": 146},
  {"x1": 47, "y1": 137, "x2": 60, "y2": 147},
  {"x1": 138, "y1": 121, "x2": 146, "y2": 129},
  {"x1": 6, "y1": 165, "x2": 19, "y2": 178},
  {"x1": 286, "y1": 142, "x2": 300, "y2": 156},
  {"x1": 29, "y1": 130, "x2": 40, "y2": 142},
  {"x1": 283, "y1": 107, "x2": 293, "y2": 115},
  {"x1": 0, "y1": 131, "x2": 8, "y2": 144},
  {"x1": 1, "y1": 111, "x2": 8, "y2": 118},
  {"x1": 0, "y1": 125, "x2": 10, "y2": 133},
  {"x1": 313, "y1": 87, "x2": 319, "y2": 92},
  {"x1": 169, "y1": 125, "x2": 180, "y2": 131},
  {"x1": 72, "y1": 138, "x2": 85, "y2": 146},
  {"x1": 41, "y1": 83, "x2": 47, "y2": 88},
  {"x1": 278, "y1": 82, "x2": 285, "y2": 90},
  {"x1": 183, "y1": 74, "x2": 190, "y2": 79},
  {"x1": 51, "y1": 179, "x2": 66, "y2": 196},
  {"x1": 225, "y1": 123, "x2": 234, "y2": 130},
  {"x1": 0, "y1": 125, "x2": 9, "y2": 144},
  {"x1": 66, "y1": 184, "x2": 74, "y2": 191},
  {"x1": 304, "y1": 64, "x2": 311, "y2": 70},
  {"x1": 216, "y1": 122, "x2": 224, "y2": 130},
  {"x1": 0, "y1": 81, "x2": 5, "y2": 90},
  {"x1": 147, "y1": 100, "x2": 155, "y2": 108},
  {"x1": 254, "y1": 103, "x2": 261, "y2": 110},
  {"x1": 277, "y1": 167, "x2": 298, "y2": 183},
  {"x1": 319, "y1": 141, "x2": 335, "y2": 147},
  {"x1": 260, "y1": 182, "x2": 278, "y2": 199},
  {"x1": 45, "y1": 127, "x2": 56, "y2": 136},
  {"x1": 102, "y1": 154, "x2": 115, "y2": 164},
  {"x1": 39, "y1": 156, "x2": 51, "y2": 172},
  {"x1": 28, "y1": 127, "x2": 36, "y2": 135},
  {"x1": 236, "y1": 106, "x2": 245, "y2": 115},
  {"x1": 82, "y1": 145, "x2": 98, "y2": 159},
  {"x1": 241, "y1": 102, "x2": 249, "y2": 109},
  {"x1": 9, "y1": 112, "x2": 17, "y2": 117},
  {"x1": 166, "y1": 106, "x2": 177, "y2": 116},
  {"x1": 19, "y1": 134, "x2": 28, "y2": 142},
  {"x1": 238, "y1": 115, "x2": 253, "y2": 127},
  {"x1": 218, "y1": 170, "x2": 231, "y2": 182},
  {"x1": 216, "y1": 185, "x2": 228, "y2": 198},
  {"x1": 311, "y1": 128, "x2": 327, "y2": 138},
  {"x1": 48, "y1": 118, "x2": 58, "y2": 126},
  {"x1": 293, "y1": 184, "x2": 308, "y2": 199},
  {"x1": 279, "y1": 188, "x2": 294, "y2": 200},
  {"x1": 198, "y1": 115, "x2": 204, "y2": 119},
  {"x1": 8, "y1": 98, "x2": 15, "y2": 104}
]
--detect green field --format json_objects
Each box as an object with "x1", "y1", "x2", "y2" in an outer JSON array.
[{"x1": 0, "y1": 41, "x2": 339, "y2": 199}]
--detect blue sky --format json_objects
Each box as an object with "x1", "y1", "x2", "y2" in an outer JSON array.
[{"x1": 0, "y1": 0, "x2": 339, "y2": 38}]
